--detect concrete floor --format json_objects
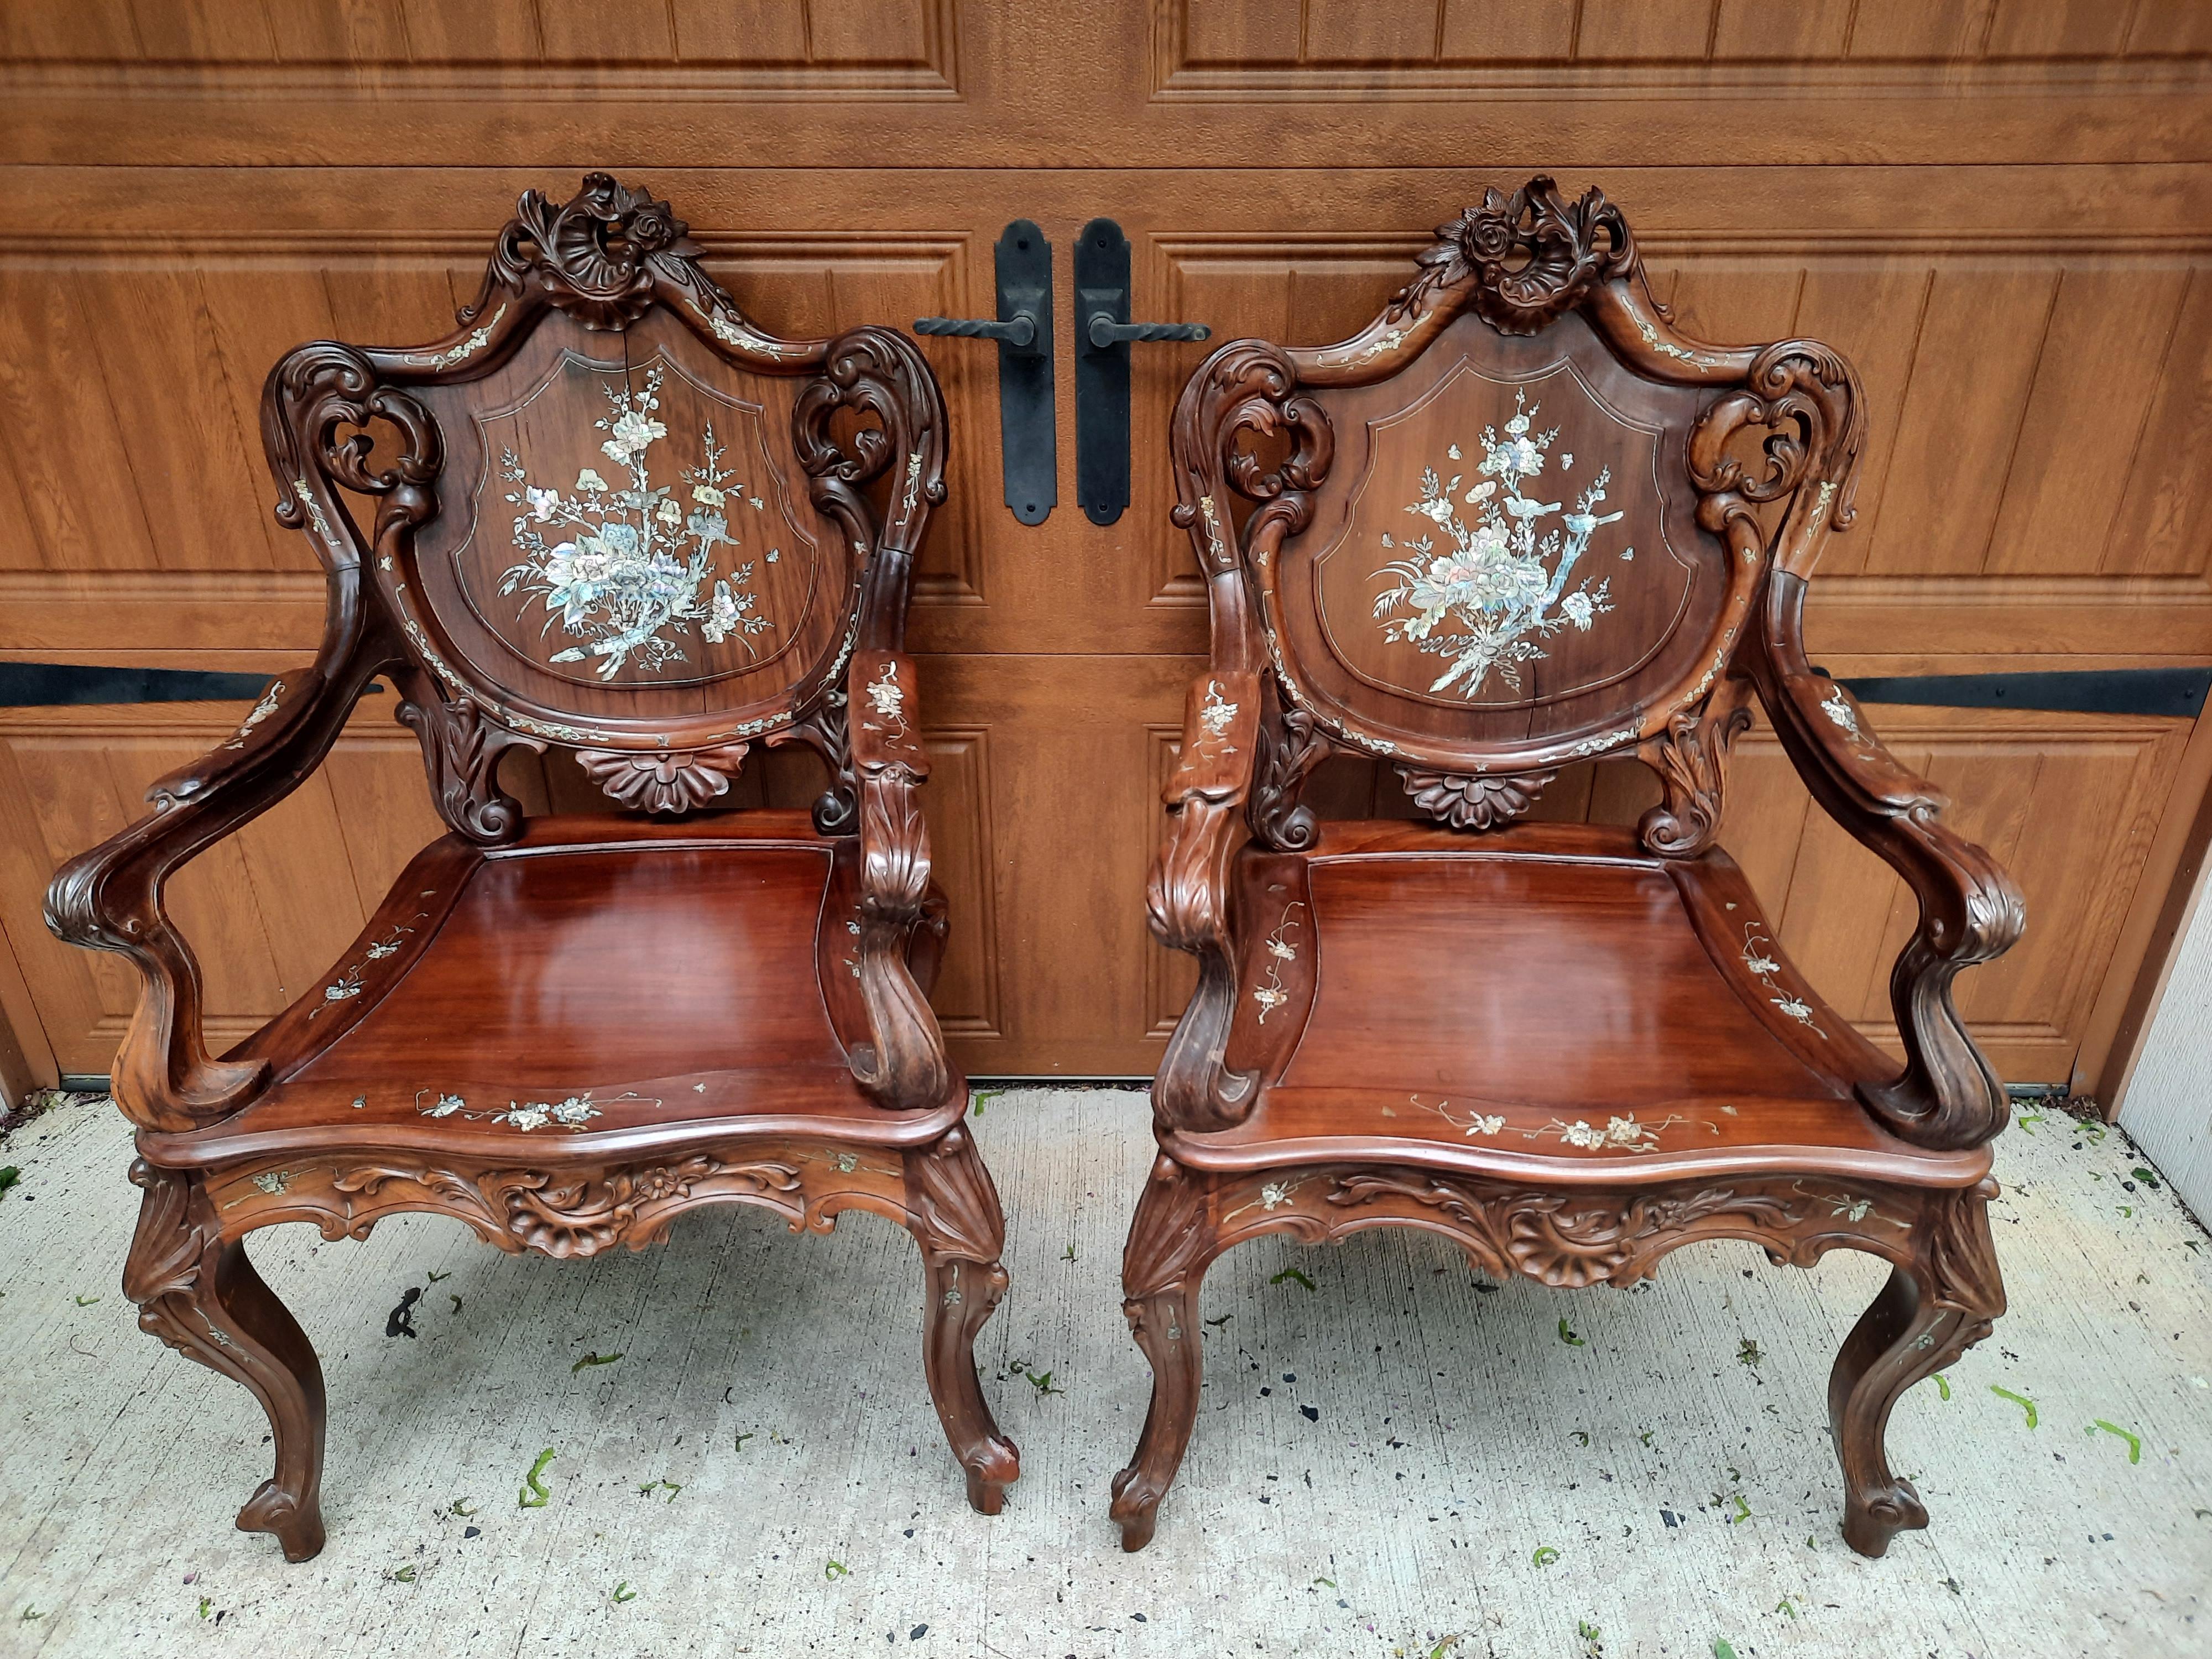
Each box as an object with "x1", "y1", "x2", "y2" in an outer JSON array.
[{"x1": 0, "y1": 1087, "x2": 2206, "y2": 1659}]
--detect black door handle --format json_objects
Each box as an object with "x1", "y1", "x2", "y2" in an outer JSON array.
[
  {"x1": 912, "y1": 220, "x2": 1056, "y2": 525},
  {"x1": 1073, "y1": 218, "x2": 1209, "y2": 526},
  {"x1": 917, "y1": 314, "x2": 1039, "y2": 352},
  {"x1": 1085, "y1": 316, "x2": 1209, "y2": 350}
]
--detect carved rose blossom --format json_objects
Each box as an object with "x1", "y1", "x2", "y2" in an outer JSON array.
[{"x1": 624, "y1": 200, "x2": 681, "y2": 254}]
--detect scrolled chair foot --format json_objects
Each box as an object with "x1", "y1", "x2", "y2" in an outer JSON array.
[
  {"x1": 1827, "y1": 1182, "x2": 2004, "y2": 1558},
  {"x1": 907, "y1": 1128, "x2": 1021, "y2": 1512},
  {"x1": 237, "y1": 1475, "x2": 327, "y2": 1563},
  {"x1": 1109, "y1": 1461, "x2": 1168, "y2": 1552},
  {"x1": 124, "y1": 1161, "x2": 329, "y2": 1562}
]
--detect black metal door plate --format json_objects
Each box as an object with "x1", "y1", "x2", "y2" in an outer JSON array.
[
  {"x1": 916, "y1": 220, "x2": 1056, "y2": 525},
  {"x1": 1073, "y1": 218, "x2": 1209, "y2": 526}
]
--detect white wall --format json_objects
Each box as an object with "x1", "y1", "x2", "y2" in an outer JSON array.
[{"x1": 2118, "y1": 857, "x2": 2212, "y2": 1220}]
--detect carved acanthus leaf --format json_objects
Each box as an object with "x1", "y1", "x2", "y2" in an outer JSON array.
[
  {"x1": 575, "y1": 743, "x2": 749, "y2": 813},
  {"x1": 396, "y1": 677, "x2": 544, "y2": 843},
  {"x1": 123, "y1": 1159, "x2": 210, "y2": 1306},
  {"x1": 1249, "y1": 702, "x2": 1331, "y2": 852},
  {"x1": 1396, "y1": 766, "x2": 1555, "y2": 831},
  {"x1": 904, "y1": 1128, "x2": 1006, "y2": 1264},
  {"x1": 1639, "y1": 680, "x2": 1753, "y2": 858},
  {"x1": 1921, "y1": 1180, "x2": 2006, "y2": 1322},
  {"x1": 1122, "y1": 1157, "x2": 1225, "y2": 1301}
]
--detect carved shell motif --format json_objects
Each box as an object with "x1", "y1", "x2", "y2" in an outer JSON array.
[
  {"x1": 575, "y1": 743, "x2": 749, "y2": 813},
  {"x1": 1396, "y1": 766, "x2": 1556, "y2": 831}
]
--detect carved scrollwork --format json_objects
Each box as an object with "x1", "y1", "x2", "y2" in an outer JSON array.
[
  {"x1": 463, "y1": 173, "x2": 705, "y2": 334},
  {"x1": 1389, "y1": 176, "x2": 1639, "y2": 335},
  {"x1": 266, "y1": 342, "x2": 444, "y2": 557},
  {"x1": 1170, "y1": 341, "x2": 1334, "y2": 572},
  {"x1": 1249, "y1": 701, "x2": 1332, "y2": 852},
  {"x1": 395, "y1": 672, "x2": 544, "y2": 843},
  {"x1": 794, "y1": 325, "x2": 947, "y2": 563},
  {"x1": 1639, "y1": 678, "x2": 1754, "y2": 857},
  {"x1": 1689, "y1": 338, "x2": 1866, "y2": 562},
  {"x1": 1396, "y1": 765, "x2": 1556, "y2": 832},
  {"x1": 326, "y1": 1156, "x2": 805, "y2": 1260},
  {"x1": 574, "y1": 743, "x2": 750, "y2": 815},
  {"x1": 1326, "y1": 1170, "x2": 1810, "y2": 1287}
]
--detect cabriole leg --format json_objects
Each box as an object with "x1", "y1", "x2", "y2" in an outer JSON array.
[
  {"x1": 905, "y1": 1128, "x2": 1020, "y2": 1513},
  {"x1": 123, "y1": 1160, "x2": 328, "y2": 1562},
  {"x1": 1827, "y1": 1181, "x2": 2005, "y2": 1557},
  {"x1": 1110, "y1": 1155, "x2": 1219, "y2": 1551}
]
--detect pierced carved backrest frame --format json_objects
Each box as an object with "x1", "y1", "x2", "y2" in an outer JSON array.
[
  {"x1": 262, "y1": 174, "x2": 947, "y2": 836},
  {"x1": 1170, "y1": 177, "x2": 1864, "y2": 852}
]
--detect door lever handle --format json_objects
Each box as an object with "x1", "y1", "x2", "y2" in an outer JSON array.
[
  {"x1": 1085, "y1": 315, "x2": 1209, "y2": 351},
  {"x1": 910, "y1": 220, "x2": 1056, "y2": 525},
  {"x1": 917, "y1": 312, "x2": 1039, "y2": 352}
]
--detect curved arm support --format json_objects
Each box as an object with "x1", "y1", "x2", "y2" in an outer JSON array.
[
  {"x1": 44, "y1": 615, "x2": 396, "y2": 1132},
  {"x1": 1146, "y1": 672, "x2": 1263, "y2": 1135},
  {"x1": 847, "y1": 650, "x2": 952, "y2": 1111},
  {"x1": 1751, "y1": 573, "x2": 2024, "y2": 1150}
]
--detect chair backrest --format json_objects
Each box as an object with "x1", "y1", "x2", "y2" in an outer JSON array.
[
  {"x1": 264, "y1": 174, "x2": 943, "y2": 834},
  {"x1": 1171, "y1": 176, "x2": 1863, "y2": 851}
]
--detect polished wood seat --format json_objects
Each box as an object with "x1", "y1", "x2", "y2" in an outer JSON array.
[
  {"x1": 143, "y1": 817, "x2": 956, "y2": 1165},
  {"x1": 45, "y1": 177, "x2": 1018, "y2": 1562},
  {"x1": 1176, "y1": 826, "x2": 1987, "y2": 1190},
  {"x1": 1116, "y1": 179, "x2": 2021, "y2": 1558}
]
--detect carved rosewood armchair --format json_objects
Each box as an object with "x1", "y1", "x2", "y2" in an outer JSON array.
[
  {"x1": 1117, "y1": 178, "x2": 2023, "y2": 1555},
  {"x1": 45, "y1": 176, "x2": 1017, "y2": 1560}
]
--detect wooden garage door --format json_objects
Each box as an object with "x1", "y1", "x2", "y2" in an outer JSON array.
[{"x1": 1, "y1": 1, "x2": 2209, "y2": 1094}]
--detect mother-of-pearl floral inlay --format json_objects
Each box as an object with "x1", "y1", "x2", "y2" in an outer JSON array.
[
  {"x1": 1251, "y1": 899, "x2": 1307, "y2": 1024},
  {"x1": 414, "y1": 1087, "x2": 665, "y2": 1131},
  {"x1": 499, "y1": 365, "x2": 776, "y2": 680},
  {"x1": 1819, "y1": 685, "x2": 1863, "y2": 742},
  {"x1": 864, "y1": 661, "x2": 907, "y2": 728},
  {"x1": 1740, "y1": 920, "x2": 1826, "y2": 1036},
  {"x1": 1412, "y1": 1094, "x2": 1707, "y2": 1153},
  {"x1": 221, "y1": 681, "x2": 284, "y2": 750},
  {"x1": 1371, "y1": 388, "x2": 1627, "y2": 698},
  {"x1": 434, "y1": 302, "x2": 505, "y2": 370},
  {"x1": 1192, "y1": 680, "x2": 1240, "y2": 766}
]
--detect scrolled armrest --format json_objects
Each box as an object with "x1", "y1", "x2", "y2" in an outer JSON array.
[
  {"x1": 1754, "y1": 576, "x2": 2025, "y2": 1151},
  {"x1": 846, "y1": 650, "x2": 952, "y2": 1111},
  {"x1": 43, "y1": 650, "x2": 387, "y2": 1132},
  {"x1": 1146, "y1": 671, "x2": 1261, "y2": 1133}
]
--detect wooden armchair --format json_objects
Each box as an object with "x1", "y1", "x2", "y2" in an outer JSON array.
[
  {"x1": 1115, "y1": 178, "x2": 2023, "y2": 1555},
  {"x1": 44, "y1": 176, "x2": 1017, "y2": 1561}
]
